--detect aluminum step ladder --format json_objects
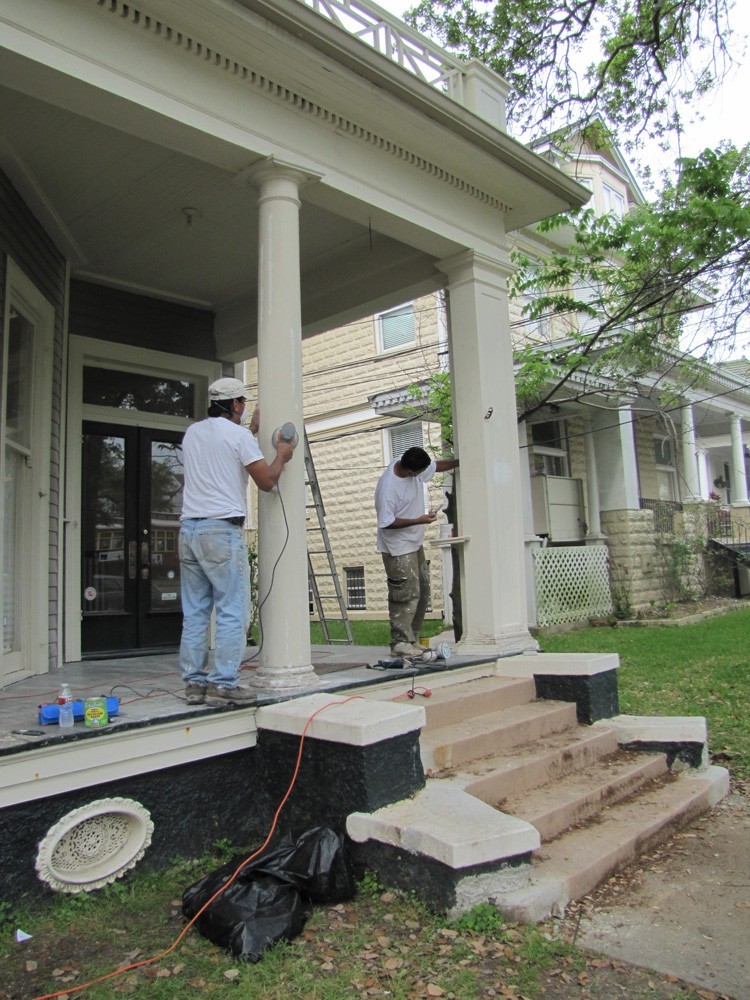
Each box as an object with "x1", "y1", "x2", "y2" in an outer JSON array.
[{"x1": 303, "y1": 431, "x2": 354, "y2": 644}]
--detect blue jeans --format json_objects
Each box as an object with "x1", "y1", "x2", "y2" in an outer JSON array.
[{"x1": 178, "y1": 519, "x2": 250, "y2": 688}]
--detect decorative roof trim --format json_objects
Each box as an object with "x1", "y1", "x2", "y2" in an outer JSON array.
[{"x1": 96, "y1": 0, "x2": 510, "y2": 212}]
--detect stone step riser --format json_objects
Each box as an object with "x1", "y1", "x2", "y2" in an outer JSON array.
[
  {"x1": 423, "y1": 702, "x2": 578, "y2": 772},
  {"x1": 552, "y1": 786, "x2": 710, "y2": 911},
  {"x1": 496, "y1": 774, "x2": 722, "y2": 923},
  {"x1": 423, "y1": 678, "x2": 537, "y2": 730},
  {"x1": 515, "y1": 755, "x2": 669, "y2": 842},
  {"x1": 464, "y1": 728, "x2": 620, "y2": 804}
]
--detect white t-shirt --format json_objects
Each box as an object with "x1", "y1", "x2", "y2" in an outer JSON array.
[
  {"x1": 375, "y1": 458, "x2": 436, "y2": 556},
  {"x1": 181, "y1": 417, "x2": 264, "y2": 520}
]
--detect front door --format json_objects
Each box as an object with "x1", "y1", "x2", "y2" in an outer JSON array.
[{"x1": 81, "y1": 422, "x2": 184, "y2": 655}]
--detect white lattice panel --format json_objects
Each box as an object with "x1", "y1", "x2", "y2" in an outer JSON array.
[{"x1": 534, "y1": 545, "x2": 612, "y2": 626}]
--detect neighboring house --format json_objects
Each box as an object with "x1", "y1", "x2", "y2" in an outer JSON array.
[{"x1": 282, "y1": 130, "x2": 750, "y2": 629}]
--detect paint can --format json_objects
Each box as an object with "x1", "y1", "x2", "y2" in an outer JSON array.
[
  {"x1": 84, "y1": 696, "x2": 109, "y2": 729},
  {"x1": 418, "y1": 636, "x2": 430, "y2": 647}
]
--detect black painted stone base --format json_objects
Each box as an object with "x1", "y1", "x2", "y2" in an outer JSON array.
[
  {"x1": 348, "y1": 838, "x2": 531, "y2": 914},
  {"x1": 535, "y1": 670, "x2": 619, "y2": 723},
  {"x1": 621, "y1": 740, "x2": 704, "y2": 770},
  {"x1": 255, "y1": 728, "x2": 425, "y2": 838},
  {"x1": 0, "y1": 748, "x2": 264, "y2": 906}
]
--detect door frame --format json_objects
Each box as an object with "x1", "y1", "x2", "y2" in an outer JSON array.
[
  {"x1": 1, "y1": 259, "x2": 55, "y2": 683},
  {"x1": 64, "y1": 335, "x2": 219, "y2": 663}
]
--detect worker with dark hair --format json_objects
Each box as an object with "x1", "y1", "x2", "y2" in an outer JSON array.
[{"x1": 375, "y1": 445, "x2": 458, "y2": 657}]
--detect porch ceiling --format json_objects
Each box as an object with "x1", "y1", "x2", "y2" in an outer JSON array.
[
  {"x1": 0, "y1": 0, "x2": 588, "y2": 361},
  {"x1": 0, "y1": 83, "x2": 379, "y2": 315}
]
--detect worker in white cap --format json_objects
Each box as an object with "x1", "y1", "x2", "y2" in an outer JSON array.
[{"x1": 179, "y1": 377, "x2": 294, "y2": 706}]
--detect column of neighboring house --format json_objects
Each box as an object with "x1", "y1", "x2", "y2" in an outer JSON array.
[
  {"x1": 582, "y1": 414, "x2": 605, "y2": 542},
  {"x1": 438, "y1": 250, "x2": 537, "y2": 655},
  {"x1": 730, "y1": 413, "x2": 750, "y2": 507},
  {"x1": 680, "y1": 403, "x2": 701, "y2": 501},
  {"x1": 249, "y1": 159, "x2": 317, "y2": 690},
  {"x1": 592, "y1": 404, "x2": 662, "y2": 610}
]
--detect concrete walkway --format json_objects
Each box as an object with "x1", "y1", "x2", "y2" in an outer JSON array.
[{"x1": 559, "y1": 788, "x2": 749, "y2": 999}]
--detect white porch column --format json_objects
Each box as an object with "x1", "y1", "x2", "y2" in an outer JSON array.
[
  {"x1": 582, "y1": 415, "x2": 604, "y2": 540},
  {"x1": 250, "y1": 159, "x2": 317, "y2": 689},
  {"x1": 730, "y1": 413, "x2": 750, "y2": 506},
  {"x1": 518, "y1": 419, "x2": 541, "y2": 628},
  {"x1": 680, "y1": 403, "x2": 701, "y2": 501},
  {"x1": 593, "y1": 406, "x2": 640, "y2": 511},
  {"x1": 697, "y1": 447, "x2": 710, "y2": 500},
  {"x1": 438, "y1": 250, "x2": 537, "y2": 656}
]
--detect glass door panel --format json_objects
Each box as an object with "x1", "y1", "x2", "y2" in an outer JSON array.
[
  {"x1": 81, "y1": 425, "x2": 137, "y2": 653},
  {"x1": 81, "y1": 423, "x2": 184, "y2": 654},
  {"x1": 138, "y1": 430, "x2": 184, "y2": 648}
]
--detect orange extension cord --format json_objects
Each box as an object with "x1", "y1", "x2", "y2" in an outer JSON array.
[{"x1": 28, "y1": 695, "x2": 363, "y2": 1000}]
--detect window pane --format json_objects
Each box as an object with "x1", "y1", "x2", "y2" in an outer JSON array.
[
  {"x1": 345, "y1": 566, "x2": 366, "y2": 610},
  {"x1": 82, "y1": 434, "x2": 126, "y2": 613},
  {"x1": 531, "y1": 421, "x2": 564, "y2": 449},
  {"x1": 654, "y1": 438, "x2": 674, "y2": 466},
  {"x1": 3, "y1": 449, "x2": 24, "y2": 652},
  {"x1": 6, "y1": 306, "x2": 34, "y2": 450},
  {"x1": 83, "y1": 367, "x2": 195, "y2": 417},
  {"x1": 381, "y1": 304, "x2": 415, "y2": 351},
  {"x1": 149, "y1": 439, "x2": 183, "y2": 613}
]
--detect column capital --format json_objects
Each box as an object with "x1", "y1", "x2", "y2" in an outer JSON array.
[
  {"x1": 436, "y1": 248, "x2": 512, "y2": 287},
  {"x1": 238, "y1": 156, "x2": 322, "y2": 194}
]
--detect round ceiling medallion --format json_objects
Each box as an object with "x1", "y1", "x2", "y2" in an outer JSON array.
[{"x1": 36, "y1": 798, "x2": 154, "y2": 893}]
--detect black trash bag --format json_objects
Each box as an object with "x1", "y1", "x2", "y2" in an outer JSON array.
[
  {"x1": 182, "y1": 827, "x2": 354, "y2": 961},
  {"x1": 244, "y1": 826, "x2": 355, "y2": 902},
  {"x1": 186, "y1": 871, "x2": 307, "y2": 962}
]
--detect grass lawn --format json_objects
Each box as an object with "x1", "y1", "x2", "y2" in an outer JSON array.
[{"x1": 538, "y1": 607, "x2": 750, "y2": 782}]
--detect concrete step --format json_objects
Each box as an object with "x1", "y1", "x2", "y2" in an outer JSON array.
[
  {"x1": 501, "y1": 749, "x2": 669, "y2": 842},
  {"x1": 461, "y1": 726, "x2": 620, "y2": 804},
  {"x1": 496, "y1": 769, "x2": 724, "y2": 922},
  {"x1": 422, "y1": 676, "x2": 537, "y2": 730},
  {"x1": 420, "y1": 698, "x2": 578, "y2": 772}
]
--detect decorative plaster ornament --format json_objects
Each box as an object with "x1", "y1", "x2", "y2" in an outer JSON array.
[{"x1": 35, "y1": 797, "x2": 154, "y2": 893}]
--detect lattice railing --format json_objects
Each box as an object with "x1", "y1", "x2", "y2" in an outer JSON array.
[
  {"x1": 534, "y1": 545, "x2": 612, "y2": 627},
  {"x1": 640, "y1": 497, "x2": 683, "y2": 533},
  {"x1": 300, "y1": 0, "x2": 464, "y2": 91}
]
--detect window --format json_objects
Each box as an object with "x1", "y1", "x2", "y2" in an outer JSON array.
[
  {"x1": 654, "y1": 437, "x2": 678, "y2": 501},
  {"x1": 603, "y1": 183, "x2": 626, "y2": 218},
  {"x1": 83, "y1": 366, "x2": 195, "y2": 417},
  {"x1": 388, "y1": 422, "x2": 423, "y2": 462},
  {"x1": 378, "y1": 303, "x2": 415, "y2": 352},
  {"x1": 530, "y1": 420, "x2": 570, "y2": 477},
  {"x1": 345, "y1": 567, "x2": 366, "y2": 610}
]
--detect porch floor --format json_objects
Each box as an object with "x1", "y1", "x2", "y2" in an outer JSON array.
[{"x1": 0, "y1": 640, "x2": 489, "y2": 754}]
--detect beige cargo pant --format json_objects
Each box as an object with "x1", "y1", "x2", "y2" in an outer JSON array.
[{"x1": 381, "y1": 545, "x2": 431, "y2": 650}]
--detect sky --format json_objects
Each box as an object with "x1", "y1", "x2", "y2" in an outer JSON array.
[{"x1": 370, "y1": 0, "x2": 750, "y2": 163}]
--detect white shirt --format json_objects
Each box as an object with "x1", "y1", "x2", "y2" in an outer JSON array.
[
  {"x1": 375, "y1": 458, "x2": 436, "y2": 556},
  {"x1": 181, "y1": 417, "x2": 264, "y2": 520}
]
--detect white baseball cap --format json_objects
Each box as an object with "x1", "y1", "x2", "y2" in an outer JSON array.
[{"x1": 208, "y1": 377, "x2": 247, "y2": 401}]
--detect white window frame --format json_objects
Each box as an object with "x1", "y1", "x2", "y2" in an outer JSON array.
[
  {"x1": 376, "y1": 302, "x2": 416, "y2": 354},
  {"x1": 530, "y1": 419, "x2": 570, "y2": 477},
  {"x1": 1, "y1": 260, "x2": 54, "y2": 682},
  {"x1": 603, "y1": 182, "x2": 626, "y2": 218},
  {"x1": 653, "y1": 436, "x2": 679, "y2": 501}
]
